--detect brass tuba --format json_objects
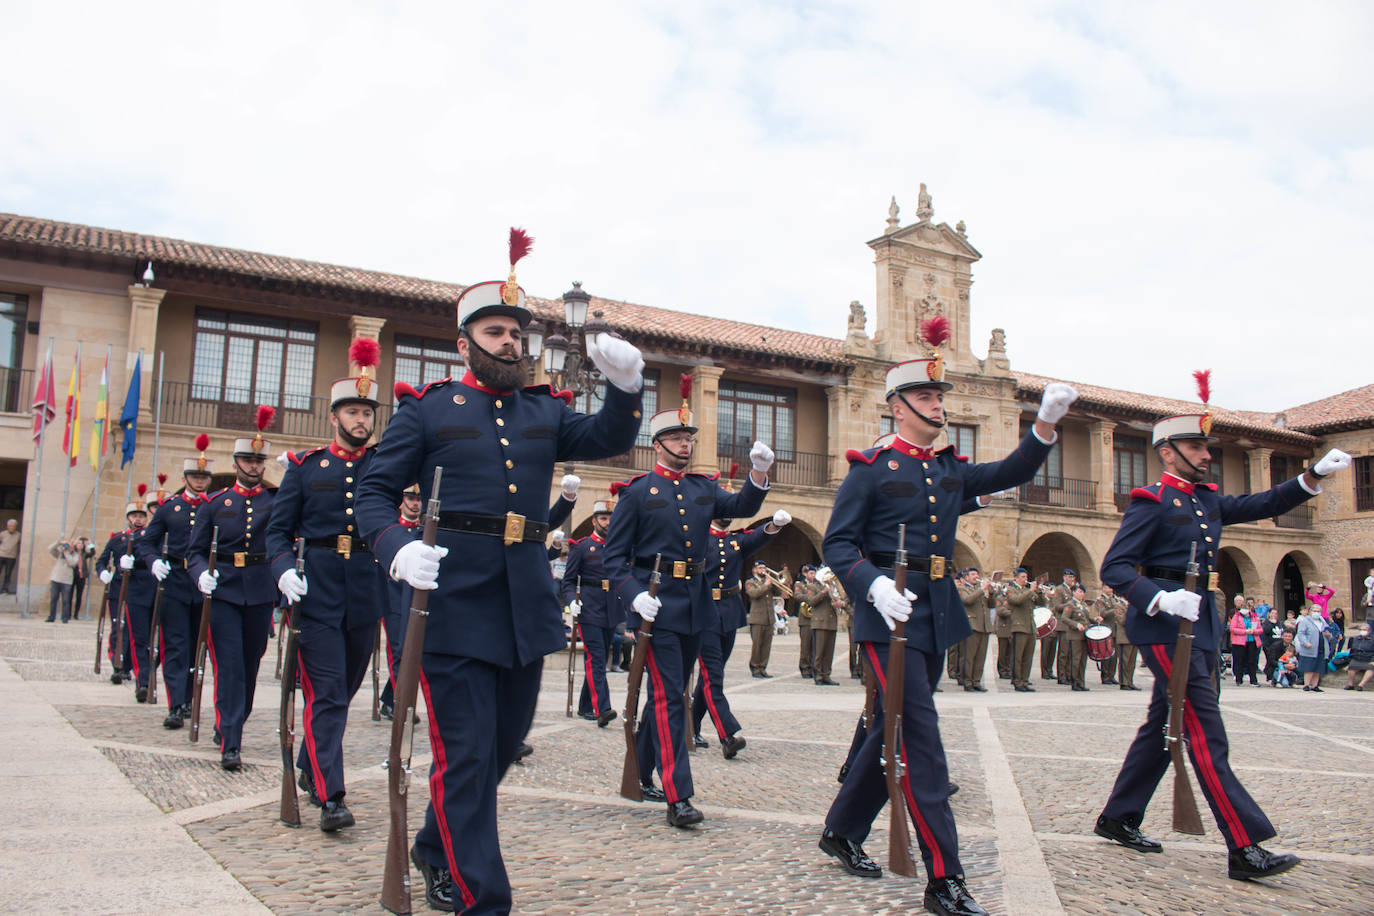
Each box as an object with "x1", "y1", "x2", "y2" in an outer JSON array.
[{"x1": 815, "y1": 565, "x2": 848, "y2": 608}]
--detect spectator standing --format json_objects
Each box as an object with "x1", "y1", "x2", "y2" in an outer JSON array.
[
  {"x1": 1306, "y1": 583, "x2": 1334, "y2": 619},
  {"x1": 1228, "y1": 600, "x2": 1263, "y2": 685},
  {"x1": 1295, "y1": 608, "x2": 1326, "y2": 692},
  {"x1": 1259, "y1": 607, "x2": 1284, "y2": 684},
  {"x1": 0, "y1": 519, "x2": 20, "y2": 594},
  {"x1": 45, "y1": 539, "x2": 80, "y2": 623},
  {"x1": 70, "y1": 537, "x2": 91, "y2": 620},
  {"x1": 1328, "y1": 607, "x2": 1348, "y2": 655},
  {"x1": 1344, "y1": 621, "x2": 1373, "y2": 691}
]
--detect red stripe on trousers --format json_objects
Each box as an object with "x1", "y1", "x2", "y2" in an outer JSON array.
[
  {"x1": 207, "y1": 629, "x2": 223, "y2": 751},
  {"x1": 296, "y1": 656, "x2": 328, "y2": 799},
  {"x1": 643, "y1": 645, "x2": 680, "y2": 802},
  {"x1": 698, "y1": 656, "x2": 728, "y2": 741},
  {"x1": 418, "y1": 670, "x2": 475, "y2": 911},
  {"x1": 578, "y1": 624, "x2": 601, "y2": 716}
]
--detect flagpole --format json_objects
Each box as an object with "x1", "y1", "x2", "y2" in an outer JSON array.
[
  {"x1": 84, "y1": 343, "x2": 113, "y2": 622},
  {"x1": 59, "y1": 341, "x2": 81, "y2": 539},
  {"x1": 123, "y1": 349, "x2": 143, "y2": 505},
  {"x1": 151, "y1": 350, "x2": 164, "y2": 480},
  {"x1": 22, "y1": 337, "x2": 55, "y2": 618}
]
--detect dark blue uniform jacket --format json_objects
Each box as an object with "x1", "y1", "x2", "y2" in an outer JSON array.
[
  {"x1": 188, "y1": 484, "x2": 279, "y2": 607},
  {"x1": 98, "y1": 528, "x2": 156, "y2": 608},
  {"x1": 561, "y1": 533, "x2": 618, "y2": 629},
  {"x1": 707, "y1": 524, "x2": 775, "y2": 632},
  {"x1": 136, "y1": 491, "x2": 210, "y2": 605}
]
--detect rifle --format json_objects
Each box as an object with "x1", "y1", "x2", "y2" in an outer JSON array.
[
  {"x1": 273, "y1": 607, "x2": 285, "y2": 680},
  {"x1": 189, "y1": 527, "x2": 218, "y2": 743},
  {"x1": 112, "y1": 534, "x2": 135, "y2": 674},
  {"x1": 279, "y1": 537, "x2": 306, "y2": 828},
  {"x1": 381, "y1": 467, "x2": 443, "y2": 916},
  {"x1": 619, "y1": 553, "x2": 661, "y2": 801},
  {"x1": 1165, "y1": 542, "x2": 1206, "y2": 835},
  {"x1": 881, "y1": 524, "x2": 917, "y2": 877},
  {"x1": 147, "y1": 533, "x2": 170, "y2": 706},
  {"x1": 93, "y1": 562, "x2": 111, "y2": 675},
  {"x1": 372, "y1": 619, "x2": 383, "y2": 721},
  {"x1": 566, "y1": 577, "x2": 581, "y2": 718}
]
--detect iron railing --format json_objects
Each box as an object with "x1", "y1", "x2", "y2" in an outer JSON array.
[
  {"x1": 717, "y1": 449, "x2": 831, "y2": 488},
  {"x1": 156, "y1": 379, "x2": 395, "y2": 440},
  {"x1": 1018, "y1": 477, "x2": 1097, "y2": 510},
  {"x1": 0, "y1": 367, "x2": 35, "y2": 415},
  {"x1": 1275, "y1": 503, "x2": 1315, "y2": 530},
  {"x1": 583, "y1": 444, "x2": 657, "y2": 473}
]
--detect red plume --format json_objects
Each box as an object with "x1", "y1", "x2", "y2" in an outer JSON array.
[
  {"x1": 157, "y1": 472, "x2": 168, "y2": 486},
  {"x1": 679, "y1": 373, "x2": 694, "y2": 401},
  {"x1": 255, "y1": 405, "x2": 276, "y2": 432},
  {"x1": 137, "y1": 483, "x2": 148, "y2": 498},
  {"x1": 920, "y1": 314, "x2": 952, "y2": 349},
  {"x1": 728, "y1": 461, "x2": 739, "y2": 480},
  {"x1": 1193, "y1": 369, "x2": 1211, "y2": 405},
  {"x1": 508, "y1": 227, "x2": 533, "y2": 266},
  {"x1": 194, "y1": 433, "x2": 210, "y2": 452},
  {"x1": 349, "y1": 337, "x2": 381, "y2": 370}
]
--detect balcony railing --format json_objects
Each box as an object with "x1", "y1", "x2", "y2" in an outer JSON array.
[
  {"x1": 1275, "y1": 503, "x2": 1315, "y2": 530},
  {"x1": 583, "y1": 444, "x2": 657, "y2": 472},
  {"x1": 0, "y1": 367, "x2": 34, "y2": 415},
  {"x1": 156, "y1": 379, "x2": 395, "y2": 441},
  {"x1": 1018, "y1": 477, "x2": 1097, "y2": 509},
  {"x1": 718, "y1": 450, "x2": 831, "y2": 488}
]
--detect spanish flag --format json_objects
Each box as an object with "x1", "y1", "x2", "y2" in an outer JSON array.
[
  {"x1": 61, "y1": 346, "x2": 81, "y2": 468},
  {"x1": 89, "y1": 353, "x2": 108, "y2": 470}
]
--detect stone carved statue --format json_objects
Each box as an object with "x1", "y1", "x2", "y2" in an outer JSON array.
[
  {"x1": 848, "y1": 300, "x2": 866, "y2": 333},
  {"x1": 916, "y1": 183, "x2": 934, "y2": 222}
]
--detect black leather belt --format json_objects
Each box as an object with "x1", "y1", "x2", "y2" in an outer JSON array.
[
  {"x1": 866, "y1": 553, "x2": 952, "y2": 579},
  {"x1": 437, "y1": 511, "x2": 548, "y2": 544},
  {"x1": 165, "y1": 555, "x2": 186, "y2": 567},
  {"x1": 1141, "y1": 565, "x2": 1186, "y2": 584},
  {"x1": 216, "y1": 551, "x2": 268, "y2": 567},
  {"x1": 304, "y1": 536, "x2": 371, "y2": 558},
  {"x1": 712, "y1": 584, "x2": 741, "y2": 600},
  {"x1": 631, "y1": 556, "x2": 703, "y2": 579}
]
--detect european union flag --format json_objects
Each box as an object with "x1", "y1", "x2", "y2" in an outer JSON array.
[{"x1": 120, "y1": 353, "x2": 142, "y2": 469}]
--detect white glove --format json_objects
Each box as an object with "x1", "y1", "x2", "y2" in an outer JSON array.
[
  {"x1": 119, "y1": 554, "x2": 135, "y2": 571},
  {"x1": 772, "y1": 509, "x2": 791, "y2": 527},
  {"x1": 391, "y1": 539, "x2": 449, "y2": 590},
  {"x1": 750, "y1": 440, "x2": 775, "y2": 473},
  {"x1": 632, "y1": 591, "x2": 661, "y2": 622},
  {"x1": 99, "y1": 569, "x2": 113, "y2": 585},
  {"x1": 278, "y1": 569, "x2": 308, "y2": 604},
  {"x1": 585, "y1": 332, "x2": 644, "y2": 394},
  {"x1": 550, "y1": 529, "x2": 567, "y2": 548},
  {"x1": 569, "y1": 599, "x2": 582, "y2": 618},
  {"x1": 1154, "y1": 589, "x2": 1201, "y2": 622},
  {"x1": 198, "y1": 569, "x2": 219, "y2": 596},
  {"x1": 561, "y1": 474, "x2": 581, "y2": 500},
  {"x1": 1313, "y1": 449, "x2": 1352, "y2": 477},
  {"x1": 1037, "y1": 382, "x2": 1078, "y2": 425},
  {"x1": 868, "y1": 575, "x2": 916, "y2": 631},
  {"x1": 276, "y1": 450, "x2": 292, "y2": 470},
  {"x1": 151, "y1": 559, "x2": 171, "y2": 581}
]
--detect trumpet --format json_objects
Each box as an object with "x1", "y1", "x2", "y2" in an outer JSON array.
[{"x1": 756, "y1": 565, "x2": 794, "y2": 599}]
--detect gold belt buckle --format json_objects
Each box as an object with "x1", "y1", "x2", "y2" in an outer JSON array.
[
  {"x1": 712, "y1": 588, "x2": 722, "y2": 601},
  {"x1": 672, "y1": 560, "x2": 687, "y2": 579},
  {"x1": 1207, "y1": 571, "x2": 1219, "y2": 591},
  {"x1": 336, "y1": 535, "x2": 352, "y2": 559},
  {"x1": 503, "y1": 512, "x2": 526, "y2": 546},
  {"x1": 929, "y1": 556, "x2": 946, "y2": 580},
  {"x1": 601, "y1": 579, "x2": 610, "y2": 591},
  {"x1": 233, "y1": 552, "x2": 246, "y2": 568}
]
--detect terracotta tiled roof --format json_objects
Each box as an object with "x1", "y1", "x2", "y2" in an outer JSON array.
[
  {"x1": 1014, "y1": 372, "x2": 1319, "y2": 447},
  {"x1": 1278, "y1": 383, "x2": 1374, "y2": 434}
]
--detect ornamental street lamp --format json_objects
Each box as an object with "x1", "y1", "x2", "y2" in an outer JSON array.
[{"x1": 543, "y1": 281, "x2": 613, "y2": 395}]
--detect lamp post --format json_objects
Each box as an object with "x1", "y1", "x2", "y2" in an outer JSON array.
[{"x1": 542, "y1": 281, "x2": 613, "y2": 396}]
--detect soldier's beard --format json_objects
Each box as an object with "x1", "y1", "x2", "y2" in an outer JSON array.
[
  {"x1": 466, "y1": 336, "x2": 528, "y2": 391},
  {"x1": 338, "y1": 426, "x2": 372, "y2": 450}
]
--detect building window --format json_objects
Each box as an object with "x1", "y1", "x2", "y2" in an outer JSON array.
[
  {"x1": 0, "y1": 293, "x2": 28, "y2": 413},
  {"x1": 948, "y1": 423, "x2": 977, "y2": 462},
  {"x1": 718, "y1": 381, "x2": 796, "y2": 461},
  {"x1": 395, "y1": 335, "x2": 462, "y2": 395},
  {"x1": 1356, "y1": 456, "x2": 1374, "y2": 512},
  {"x1": 575, "y1": 369, "x2": 660, "y2": 447},
  {"x1": 879, "y1": 415, "x2": 895, "y2": 436},
  {"x1": 1114, "y1": 433, "x2": 1148, "y2": 496},
  {"x1": 1242, "y1": 454, "x2": 1252, "y2": 494},
  {"x1": 1021, "y1": 421, "x2": 1062, "y2": 486},
  {"x1": 1271, "y1": 454, "x2": 1293, "y2": 487},
  {"x1": 191, "y1": 308, "x2": 317, "y2": 410},
  {"x1": 1207, "y1": 447, "x2": 1224, "y2": 491}
]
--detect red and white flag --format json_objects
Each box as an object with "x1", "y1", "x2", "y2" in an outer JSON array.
[{"x1": 31, "y1": 341, "x2": 57, "y2": 444}]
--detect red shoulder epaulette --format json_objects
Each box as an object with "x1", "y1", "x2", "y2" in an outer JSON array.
[
  {"x1": 1129, "y1": 486, "x2": 1162, "y2": 503},
  {"x1": 609, "y1": 472, "x2": 648, "y2": 496},
  {"x1": 568, "y1": 536, "x2": 584, "y2": 547},
  {"x1": 522, "y1": 383, "x2": 575, "y2": 406},
  {"x1": 846, "y1": 446, "x2": 884, "y2": 465},
  {"x1": 1199, "y1": 482, "x2": 1218, "y2": 491},
  {"x1": 290, "y1": 446, "x2": 325, "y2": 466},
  {"x1": 936, "y1": 444, "x2": 971, "y2": 463},
  {"x1": 110, "y1": 530, "x2": 122, "y2": 539},
  {"x1": 207, "y1": 487, "x2": 230, "y2": 501},
  {"x1": 394, "y1": 378, "x2": 451, "y2": 401},
  {"x1": 689, "y1": 471, "x2": 722, "y2": 481}
]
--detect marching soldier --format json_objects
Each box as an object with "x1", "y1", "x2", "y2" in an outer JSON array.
[
  {"x1": 993, "y1": 581, "x2": 1014, "y2": 681},
  {"x1": 1061, "y1": 583, "x2": 1092, "y2": 691},
  {"x1": 691, "y1": 512, "x2": 786, "y2": 754},
  {"x1": 1000, "y1": 568, "x2": 1044, "y2": 692},
  {"x1": 265, "y1": 338, "x2": 389, "y2": 832},
  {"x1": 1045, "y1": 569, "x2": 1077, "y2": 683},
  {"x1": 97, "y1": 493, "x2": 155, "y2": 691},
  {"x1": 562, "y1": 495, "x2": 619, "y2": 726},
  {"x1": 745, "y1": 560, "x2": 782, "y2": 677},
  {"x1": 795, "y1": 565, "x2": 814, "y2": 679},
  {"x1": 379, "y1": 483, "x2": 422, "y2": 719},
  {"x1": 1094, "y1": 371, "x2": 1351, "y2": 882},
  {"x1": 605, "y1": 376, "x2": 772, "y2": 828},
  {"x1": 187, "y1": 411, "x2": 277, "y2": 770},
  {"x1": 817, "y1": 316, "x2": 1075, "y2": 916},
  {"x1": 137, "y1": 435, "x2": 216, "y2": 728},
  {"x1": 957, "y1": 568, "x2": 991, "y2": 692},
  {"x1": 356, "y1": 229, "x2": 645, "y2": 913},
  {"x1": 795, "y1": 563, "x2": 843, "y2": 685},
  {"x1": 1094, "y1": 584, "x2": 1127, "y2": 686}
]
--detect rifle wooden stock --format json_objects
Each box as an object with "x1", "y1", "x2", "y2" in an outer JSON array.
[
  {"x1": 279, "y1": 537, "x2": 306, "y2": 828},
  {"x1": 567, "y1": 578, "x2": 581, "y2": 718},
  {"x1": 1165, "y1": 543, "x2": 1206, "y2": 836},
  {"x1": 112, "y1": 537, "x2": 134, "y2": 672},
  {"x1": 147, "y1": 534, "x2": 170, "y2": 705},
  {"x1": 381, "y1": 468, "x2": 442, "y2": 916},
  {"x1": 189, "y1": 527, "x2": 218, "y2": 743},
  {"x1": 93, "y1": 573, "x2": 110, "y2": 675},
  {"x1": 372, "y1": 620, "x2": 383, "y2": 721},
  {"x1": 619, "y1": 554, "x2": 661, "y2": 801},
  {"x1": 882, "y1": 524, "x2": 917, "y2": 878}
]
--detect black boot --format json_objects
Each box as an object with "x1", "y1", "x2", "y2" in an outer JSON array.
[
  {"x1": 320, "y1": 799, "x2": 355, "y2": 832},
  {"x1": 923, "y1": 876, "x2": 988, "y2": 915},
  {"x1": 411, "y1": 845, "x2": 453, "y2": 910},
  {"x1": 1094, "y1": 814, "x2": 1162, "y2": 853},
  {"x1": 667, "y1": 799, "x2": 703, "y2": 827},
  {"x1": 692, "y1": 733, "x2": 709, "y2": 749},
  {"x1": 638, "y1": 782, "x2": 666, "y2": 802},
  {"x1": 721, "y1": 734, "x2": 747, "y2": 759},
  {"x1": 297, "y1": 770, "x2": 325, "y2": 807},
  {"x1": 1227, "y1": 844, "x2": 1300, "y2": 881},
  {"x1": 220, "y1": 749, "x2": 241, "y2": 771},
  {"x1": 818, "y1": 828, "x2": 881, "y2": 878}
]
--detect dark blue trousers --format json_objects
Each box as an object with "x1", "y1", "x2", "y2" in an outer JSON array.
[
  {"x1": 825, "y1": 641, "x2": 962, "y2": 880},
  {"x1": 107, "y1": 592, "x2": 151, "y2": 686},
  {"x1": 158, "y1": 591, "x2": 199, "y2": 710},
  {"x1": 633, "y1": 629, "x2": 700, "y2": 803},
  {"x1": 1101, "y1": 643, "x2": 1274, "y2": 850},
  {"x1": 380, "y1": 581, "x2": 411, "y2": 710},
  {"x1": 691, "y1": 627, "x2": 742, "y2": 741},
  {"x1": 206, "y1": 600, "x2": 272, "y2": 754},
  {"x1": 415, "y1": 654, "x2": 542, "y2": 916},
  {"x1": 576, "y1": 622, "x2": 614, "y2": 717},
  {"x1": 296, "y1": 614, "x2": 373, "y2": 800}
]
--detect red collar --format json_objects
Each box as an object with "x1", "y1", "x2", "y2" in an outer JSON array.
[
  {"x1": 460, "y1": 370, "x2": 514, "y2": 396},
  {"x1": 329, "y1": 442, "x2": 366, "y2": 461},
  {"x1": 710, "y1": 525, "x2": 730, "y2": 537},
  {"x1": 232, "y1": 483, "x2": 263, "y2": 497},
  {"x1": 588, "y1": 532, "x2": 606, "y2": 545},
  {"x1": 399, "y1": 516, "x2": 419, "y2": 528},
  {"x1": 892, "y1": 436, "x2": 935, "y2": 460},
  {"x1": 1160, "y1": 472, "x2": 1195, "y2": 495},
  {"x1": 653, "y1": 463, "x2": 686, "y2": 482},
  {"x1": 181, "y1": 491, "x2": 207, "y2": 506}
]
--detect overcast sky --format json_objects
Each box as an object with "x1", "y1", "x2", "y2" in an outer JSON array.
[{"x1": 5, "y1": 1, "x2": 1371, "y2": 411}]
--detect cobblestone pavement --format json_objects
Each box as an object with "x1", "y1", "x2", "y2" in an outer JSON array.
[{"x1": 3, "y1": 613, "x2": 1372, "y2": 915}]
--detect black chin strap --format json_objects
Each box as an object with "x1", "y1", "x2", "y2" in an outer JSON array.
[
  {"x1": 1165, "y1": 436, "x2": 1206, "y2": 481},
  {"x1": 464, "y1": 329, "x2": 523, "y2": 366},
  {"x1": 897, "y1": 391, "x2": 945, "y2": 429}
]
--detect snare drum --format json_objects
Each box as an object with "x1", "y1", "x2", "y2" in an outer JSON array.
[
  {"x1": 1033, "y1": 607, "x2": 1057, "y2": 639},
  {"x1": 1084, "y1": 625, "x2": 1115, "y2": 661}
]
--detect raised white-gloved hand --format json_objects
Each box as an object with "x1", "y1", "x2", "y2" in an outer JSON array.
[
  {"x1": 561, "y1": 474, "x2": 581, "y2": 500},
  {"x1": 550, "y1": 530, "x2": 567, "y2": 549},
  {"x1": 750, "y1": 440, "x2": 775, "y2": 473},
  {"x1": 569, "y1": 599, "x2": 582, "y2": 618},
  {"x1": 585, "y1": 332, "x2": 644, "y2": 394},
  {"x1": 151, "y1": 559, "x2": 171, "y2": 581},
  {"x1": 632, "y1": 591, "x2": 661, "y2": 622},
  {"x1": 391, "y1": 540, "x2": 449, "y2": 590},
  {"x1": 198, "y1": 569, "x2": 219, "y2": 596},
  {"x1": 1313, "y1": 448, "x2": 1352, "y2": 477},
  {"x1": 868, "y1": 575, "x2": 916, "y2": 631},
  {"x1": 119, "y1": 554, "x2": 135, "y2": 571},
  {"x1": 99, "y1": 569, "x2": 113, "y2": 586},
  {"x1": 278, "y1": 569, "x2": 308, "y2": 604},
  {"x1": 276, "y1": 450, "x2": 292, "y2": 470},
  {"x1": 1037, "y1": 382, "x2": 1078, "y2": 425},
  {"x1": 1154, "y1": 589, "x2": 1201, "y2": 622},
  {"x1": 772, "y1": 509, "x2": 791, "y2": 528}
]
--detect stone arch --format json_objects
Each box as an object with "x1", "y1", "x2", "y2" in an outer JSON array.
[
  {"x1": 1273, "y1": 550, "x2": 1319, "y2": 615},
  {"x1": 743, "y1": 517, "x2": 821, "y2": 581},
  {"x1": 1018, "y1": 531, "x2": 1097, "y2": 590},
  {"x1": 1217, "y1": 545, "x2": 1260, "y2": 611},
  {"x1": 952, "y1": 538, "x2": 986, "y2": 576}
]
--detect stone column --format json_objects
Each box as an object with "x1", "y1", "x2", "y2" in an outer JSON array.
[
  {"x1": 1089, "y1": 420, "x2": 1117, "y2": 513},
  {"x1": 691, "y1": 366, "x2": 724, "y2": 476},
  {"x1": 825, "y1": 385, "x2": 850, "y2": 487},
  {"x1": 1247, "y1": 448, "x2": 1275, "y2": 527},
  {"x1": 347, "y1": 315, "x2": 386, "y2": 372},
  {"x1": 126, "y1": 286, "x2": 166, "y2": 426}
]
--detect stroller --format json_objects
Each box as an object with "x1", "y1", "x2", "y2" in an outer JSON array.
[{"x1": 773, "y1": 598, "x2": 790, "y2": 636}]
